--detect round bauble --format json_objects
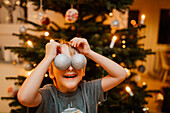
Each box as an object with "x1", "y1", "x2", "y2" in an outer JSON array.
[
  {"x1": 71, "y1": 54, "x2": 87, "y2": 70},
  {"x1": 37, "y1": 9, "x2": 46, "y2": 21},
  {"x1": 41, "y1": 17, "x2": 50, "y2": 25},
  {"x1": 138, "y1": 65, "x2": 145, "y2": 73},
  {"x1": 133, "y1": 75, "x2": 141, "y2": 82},
  {"x1": 19, "y1": 26, "x2": 27, "y2": 35},
  {"x1": 24, "y1": 63, "x2": 33, "y2": 71},
  {"x1": 65, "y1": 8, "x2": 79, "y2": 23},
  {"x1": 110, "y1": 20, "x2": 120, "y2": 28},
  {"x1": 54, "y1": 54, "x2": 71, "y2": 70},
  {"x1": 7, "y1": 86, "x2": 18, "y2": 97}
]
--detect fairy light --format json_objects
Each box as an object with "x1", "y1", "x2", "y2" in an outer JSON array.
[
  {"x1": 27, "y1": 40, "x2": 33, "y2": 48},
  {"x1": 50, "y1": 39, "x2": 54, "y2": 42},
  {"x1": 122, "y1": 40, "x2": 126, "y2": 44},
  {"x1": 4, "y1": 0, "x2": 10, "y2": 5},
  {"x1": 109, "y1": 36, "x2": 117, "y2": 48},
  {"x1": 142, "y1": 82, "x2": 147, "y2": 86},
  {"x1": 109, "y1": 12, "x2": 113, "y2": 17},
  {"x1": 112, "y1": 54, "x2": 116, "y2": 58},
  {"x1": 16, "y1": 0, "x2": 20, "y2": 5},
  {"x1": 96, "y1": 64, "x2": 100, "y2": 67},
  {"x1": 125, "y1": 86, "x2": 134, "y2": 96},
  {"x1": 122, "y1": 45, "x2": 126, "y2": 48},
  {"x1": 44, "y1": 31, "x2": 50, "y2": 36},
  {"x1": 141, "y1": 14, "x2": 145, "y2": 25},
  {"x1": 45, "y1": 74, "x2": 48, "y2": 77},
  {"x1": 124, "y1": 68, "x2": 131, "y2": 77}
]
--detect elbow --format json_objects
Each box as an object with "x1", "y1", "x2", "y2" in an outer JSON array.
[{"x1": 17, "y1": 92, "x2": 27, "y2": 106}]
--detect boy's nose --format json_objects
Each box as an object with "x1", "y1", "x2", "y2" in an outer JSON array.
[{"x1": 68, "y1": 65, "x2": 74, "y2": 71}]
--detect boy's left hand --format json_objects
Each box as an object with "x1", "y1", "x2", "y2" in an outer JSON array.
[{"x1": 70, "y1": 37, "x2": 91, "y2": 55}]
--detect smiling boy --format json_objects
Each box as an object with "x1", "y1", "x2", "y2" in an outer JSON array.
[{"x1": 17, "y1": 37, "x2": 127, "y2": 113}]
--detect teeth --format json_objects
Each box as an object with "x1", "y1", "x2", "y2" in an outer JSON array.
[{"x1": 64, "y1": 75, "x2": 77, "y2": 78}]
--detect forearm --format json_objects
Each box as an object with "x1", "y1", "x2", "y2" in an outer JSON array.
[
  {"x1": 17, "y1": 57, "x2": 52, "y2": 104},
  {"x1": 86, "y1": 50, "x2": 127, "y2": 79}
]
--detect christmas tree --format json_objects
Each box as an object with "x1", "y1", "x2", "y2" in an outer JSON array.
[{"x1": 1, "y1": 0, "x2": 159, "y2": 113}]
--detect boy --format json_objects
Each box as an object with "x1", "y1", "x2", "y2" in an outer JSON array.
[{"x1": 17, "y1": 37, "x2": 127, "y2": 113}]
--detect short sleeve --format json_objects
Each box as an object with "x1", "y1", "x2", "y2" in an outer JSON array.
[
  {"x1": 84, "y1": 79, "x2": 106, "y2": 103},
  {"x1": 35, "y1": 84, "x2": 55, "y2": 113}
]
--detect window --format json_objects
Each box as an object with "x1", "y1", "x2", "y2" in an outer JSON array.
[{"x1": 158, "y1": 9, "x2": 170, "y2": 44}]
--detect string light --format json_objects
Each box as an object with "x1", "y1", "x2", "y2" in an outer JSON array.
[
  {"x1": 45, "y1": 74, "x2": 48, "y2": 77},
  {"x1": 44, "y1": 31, "x2": 50, "y2": 36},
  {"x1": 122, "y1": 45, "x2": 126, "y2": 48},
  {"x1": 96, "y1": 64, "x2": 100, "y2": 67},
  {"x1": 122, "y1": 40, "x2": 126, "y2": 44},
  {"x1": 125, "y1": 86, "x2": 134, "y2": 96},
  {"x1": 130, "y1": 20, "x2": 136, "y2": 26},
  {"x1": 50, "y1": 39, "x2": 54, "y2": 42},
  {"x1": 141, "y1": 14, "x2": 145, "y2": 25},
  {"x1": 142, "y1": 82, "x2": 147, "y2": 86},
  {"x1": 109, "y1": 36, "x2": 117, "y2": 48},
  {"x1": 27, "y1": 40, "x2": 33, "y2": 48},
  {"x1": 109, "y1": 12, "x2": 113, "y2": 17},
  {"x1": 124, "y1": 68, "x2": 131, "y2": 77},
  {"x1": 112, "y1": 54, "x2": 116, "y2": 58}
]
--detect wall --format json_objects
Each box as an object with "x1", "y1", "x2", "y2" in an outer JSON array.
[{"x1": 130, "y1": 0, "x2": 170, "y2": 75}]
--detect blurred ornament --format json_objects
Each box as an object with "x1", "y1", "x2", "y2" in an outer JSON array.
[
  {"x1": 110, "y1": 20, "x2": 120, "y2": 28},
  {"x1": 54, "y1": 54, "x2": 71, "y2": 70},
  {"x1": 7, "y1": 86, "x2": 18, "y2": 97},
  {"x1": 138, "y1": 64, "x2": 145, "y2": 73},
  {"x1": 155, "y1": 93, "x2": 164, "y2": 101},
  {"x1": 13, "y1": 60, "x2": 17, "y2": 65},
  {"x1": 72, "y1": 54, "x2": 87, "y2": 70},
  {"x1": 24, "y1": 63, "x2": 33, "y2": 71},
  {"x1": 133, "y1": 75, "x2": 141, "y2": 82},
  {"x1": 41, "y1": 17, "x2": 50, "y2": 25},
  {"x1": 19, "y1": 26, "x2": 27, "y2": 35},
  {"x1": 65, "y1": 8, "x2": 79, "y2": 23},
  {"x1": 37, "y1": 9, "x2": 46, "y2": 21}
]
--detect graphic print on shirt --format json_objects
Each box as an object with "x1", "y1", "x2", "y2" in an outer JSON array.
[{"x1": 61, "y1": 102, "x2": 83, "y2": 113}]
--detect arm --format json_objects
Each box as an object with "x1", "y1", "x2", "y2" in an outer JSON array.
[
  {"x1": 70, "y1": 37, "x2": 127, "y2": 92},
  {"x1": 17, "y1": 40, "x2": 59, "y2": 107}
]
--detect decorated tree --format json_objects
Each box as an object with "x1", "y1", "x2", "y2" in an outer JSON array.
[{"x1": 1, "y1": 0, "x2": 159, "y2": 113}]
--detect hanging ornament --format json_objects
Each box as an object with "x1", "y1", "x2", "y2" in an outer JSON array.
[
  {"x1": 71, "y1": 54, "x2": 87, "y2": 70},
  {"x1": 65, "y1": 8, "x2": 79, "y2": 23},
  {"x1": 24, "y1": 62, "x2": 33, "y2": 71},
  {"x1": 110, "y1": 20, "x2": 120, "y2": 28},
  {"x1": 41, "y1": 17, "x2": 50, "y2": 25},
  {"x1": 133, "y1": 75, "x2": 141, "y2": 82},
  {"x1": 7, "y1": 86, "x2": 18, "y2": 97},
  {"x1": 155, "y1": 93, "x2": 164, "y2": 101},
  {"x1": 54, "y1": 54, "x2": 71, "y2": 70},
  {"x1": 138, "y1": 64, "x2": 145, "y2": 73},
  {"x1": 19, "y1": 26, "x2": 27, "y2": 35},
  {"x1": 37, "y1": 0, "x2": 46, "y2": 21}
]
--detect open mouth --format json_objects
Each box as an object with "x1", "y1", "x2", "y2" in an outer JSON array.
[{"x1": 63, "y1": 75, "x2": 77, "y2": 78}]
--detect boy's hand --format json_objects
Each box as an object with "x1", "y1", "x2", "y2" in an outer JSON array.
[
  {"x1": 70, "y1": 37, "x2": 91, "y2": 55},
  {"x1": 45, "y1": 40, "x2": 60, "y2": 60}
]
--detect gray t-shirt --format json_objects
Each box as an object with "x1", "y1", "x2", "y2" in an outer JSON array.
[{"x1": 35, "y1": 79, "x2": 105, "y2": 113}]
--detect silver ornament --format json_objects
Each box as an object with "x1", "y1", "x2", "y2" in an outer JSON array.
[
  {"x1": 24, "y1": 63, "x2": 33, "y2": 71},
  {"x1": 19, "y1": 26, "x2": 27, "y2": 35},
  {"x1": 54, "y1": 54, "x2": 71, "y2": 70},
  {"x1": 110, "y1": 20, "x2": 120, "y2": 28},
  {"x1": 71, "y1": 54, "x2": 87, "y2": 70}
]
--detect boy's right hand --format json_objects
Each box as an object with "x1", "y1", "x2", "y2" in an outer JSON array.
[{"x1": 45, "y1": 40, "x2": 60, "y2": 60}]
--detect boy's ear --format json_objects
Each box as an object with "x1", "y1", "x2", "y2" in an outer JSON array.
[
  {"x1": 48, "y1": 64, "x2": 54, "y2": 79},
  {"x1": 82, "y1": 67, "x2": 86, "y2": 77}
]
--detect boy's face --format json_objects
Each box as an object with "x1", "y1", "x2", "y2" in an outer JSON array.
[{"x1": 51, "y1": 44, "x2": 85, "y2": 93}]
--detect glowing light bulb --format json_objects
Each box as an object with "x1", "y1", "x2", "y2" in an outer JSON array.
[
  {"x1": 27, "y1": 40, "x2": 33, "y2": 48},
  {"x1": 109, "y1": 36, "x2": 117, "y2": 48},
  {"x1": 125, "y1": 86, "x2": 134, "y2": 96},
  {"x1": 141, "y1": 14, "x2": 145, "y2": 25},
  {"x1": 112, "y1": 54, "x2": 116, "y2": 58},
  {"x1": 44, "y1": 31, "x2": 50, "y2": 36}
]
